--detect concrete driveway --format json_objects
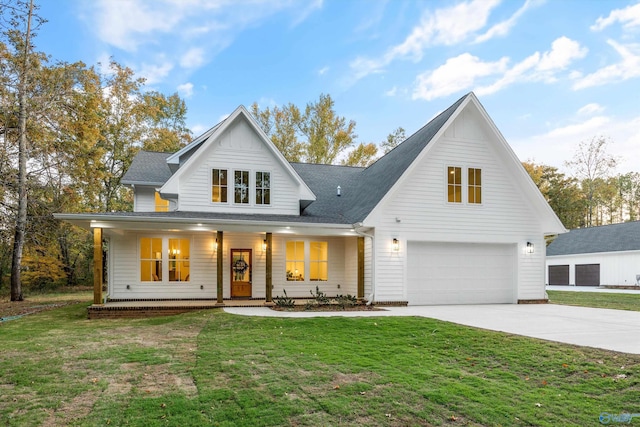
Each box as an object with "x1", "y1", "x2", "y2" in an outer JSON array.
[{"x1": 224, "y1": 304, "x2": 640, "y2": 354}]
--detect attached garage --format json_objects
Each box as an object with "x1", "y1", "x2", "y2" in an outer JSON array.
[
  {"x1": 406, "y1": 242, "x2": 516, "y2": 305},
  {"x1": 548, "y1": 265, "x2": 569, "y2": 285},
  {"x1": 575, "y1": 264, "x2": 600, "y2": 286}
]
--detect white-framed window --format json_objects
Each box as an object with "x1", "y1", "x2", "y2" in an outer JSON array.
[
  {"x1": 468, "y1": 168, "x2": 482, "y2": 204},
  {"x1": 140, "y1": 237, "x2": 163, "y2": 282},
  {"x1": 212, "y1": 169, "x2": 228, "y2": 203},
  {"x1": 286, "y1": 241, "x2": 305, "y2": 281},
  {"x1": 139, "y1": 237, "x2": 190, "y2": 283},
  {"x1": 447, "y1": 166, "x2": 462, "y2": 203},
  {"x1": 447, "y1": 166, "x2": 482, "y2": 205},
  {"x1": 234, "y1": 170, "x2": 250, "y2": 204},
  {"x1": 309, "y1": 241, "x2": 328, "y2": 281},
  {"x1": 255, "y1": 171, "x2": 271, "y2": 205}
]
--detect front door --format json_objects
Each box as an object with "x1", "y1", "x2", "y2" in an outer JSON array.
[{"x1": 231, "y1": 249, "x2": 252, "y2": 298}]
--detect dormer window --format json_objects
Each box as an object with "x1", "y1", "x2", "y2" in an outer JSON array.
[
  {"x1": 212, "y1": 169, "x2": 228, "y2": 203},
  {"x1": 255, "y1": 171, "x2": 271, "y2": 205},
  {"x1": 154, "y1": 192, "x2": 169, "y2": 212},
  {"x1": 234, "y1": 170, "x2": 249, "y2": 204}
]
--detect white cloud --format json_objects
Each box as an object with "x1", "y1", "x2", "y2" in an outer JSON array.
[
  {"x1": 290, "y1": 0, "x2": 323, "y2": 27},
  {"x1": 537, "y1": 36, "x2": 588, "y2": 71},
  {"x1": 512, "y1": 114, "x2": 640, "y2": 173},
  {"x1": 577, "y1": 103, "x2": 605, "y2": 116},
  {"x1": 180, "y1": 48, "x2": 206, "y2": 69},
  {"x1": 86, "y1": 0, "x2": 321, "y2": 86},
  {"x1": 591, "y1": 2, "x2": 640, "y2": 31},
  {"x1": 414, "y1": 37, "x2": 586, "y2": 100},
  {"x1": 474, "y1": 0, "x2": 545, "y2": 43},
  {"x1": 572, "y1": 40, "x2": 640, "y2": 89},
  {"x1": 177, "y1": 82, "x2": 194, "y2": 98},
  {"x1": 413, "y1": 53, "x2": 509, "y2": 100},
  {"x1": 138, "y1": 60, "x2": 174, "y2": 85},
  {"x1": 350, "y1": 0, "x2": 500, "y2": 82},
  {"x1": 385, "y1": 86, "x2": 398, "y2": 97},
  {"x1": 543, "y1": 116, "x2": 611, "y2": 139},
  {"x1": 318, "y1": 66, "x2": 329, "y2": 76}
]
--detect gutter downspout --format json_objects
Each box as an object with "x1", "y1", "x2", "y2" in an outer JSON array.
[{"x1": 353, "y1": 223, "x2": 375, "y2": 305}]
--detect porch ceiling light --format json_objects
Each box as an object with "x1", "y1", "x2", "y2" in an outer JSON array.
[{"x1": 392, "y1": 238, "x2": 399, "y2": 251}]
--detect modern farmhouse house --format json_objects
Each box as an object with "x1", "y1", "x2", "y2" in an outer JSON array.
[{"x1": 56, "y1": 93, "x2": 566, "y2": 311}]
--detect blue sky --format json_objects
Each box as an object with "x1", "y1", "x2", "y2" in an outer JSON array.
[{"x1": 36, "y1": 0, "x2": 640, "y2": 173}]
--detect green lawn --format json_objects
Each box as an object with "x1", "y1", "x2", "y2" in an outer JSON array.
[
  {"x1": 1, "y1": 302, "x2": 639, "y2": 426},
  {"x1": 548, "y1": 290, "x2": 640, "y2": 312}
]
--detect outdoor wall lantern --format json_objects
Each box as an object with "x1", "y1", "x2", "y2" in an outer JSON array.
[
  {"x1": 213, "y1": 238, "x2": 218, "y2": 252},
  {"x1": 262, "y1": 239, "x2": 268, "y2": 252},
  {"x1": 392, "y1": 238, "x2": 400, "y2": 251},
  {"x1": 526, "y1": 241, "x2": 534, "y2": 254}
]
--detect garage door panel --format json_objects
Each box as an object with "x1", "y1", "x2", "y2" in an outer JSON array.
[
  {"x1": 407, "y1": 242, "x2": 515, "y2": 305},
  {"x1": 548, "y1": 265, "x2": 569, "y2": 285},
  {"x1": 576, "y1": 264, "x2": 600, "y2": 286}
]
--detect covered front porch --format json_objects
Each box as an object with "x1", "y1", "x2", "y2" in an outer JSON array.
[{"x1": 82, "y1": 215, "x2": 369, "y2": 318}]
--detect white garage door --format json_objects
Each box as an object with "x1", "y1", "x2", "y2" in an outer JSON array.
[{"x1": 407, "y1": 242, "x2": 516, "y2": 305}]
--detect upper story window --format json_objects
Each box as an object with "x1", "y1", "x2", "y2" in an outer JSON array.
[
  {"x1": 447, "y1": 166, "x2": 462, "y2": 203},
  {"x1": 155, "y1": 192, "x2": 169, "y2": 212},
  {"x1": 309, "y1": 241, "x2": 328, "y2": 281},
  {"x1": 255, "y1": 171, "x2": 271, "y2": 205},
  {"x1": 286, "y1": 241, "x2": 304, "y2": 281},
  {"x1": 447, "y1": 166, "x2": 482, "y2": 205},
  {"x1": 468, "y1": 168, "x2": 482, "y2": 204},
  {"x1": 212, "y1": 169, "x2": 228, "y2": 203},
  {"x1": 234, "y1": 170, "x2": 249, "y2": 204}
]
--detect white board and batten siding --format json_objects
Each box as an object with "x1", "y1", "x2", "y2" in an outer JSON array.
[
  {"x1": 365, "y1": 106, "x2": 546, "y2": 305},
  {"x1": 176, "y1": 118, "x2": 301, "y2": 215},
  {"x1": 546, "y1": 251, "x2": 640, "y2": 286}
]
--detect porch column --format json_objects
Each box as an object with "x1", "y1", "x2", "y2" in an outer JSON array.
[
  {"x1": 265, "y1": 232, "x2": 273, "y2": 303},
  {"x1": 216, "y1": 231, "x2": 224, "y2": 305},
  {"x1": 357, "y1": 236, "x2": 365, "y2": 300},
  {"x1": 93, "y1": 227, "x2": 103, "y2": 305}
]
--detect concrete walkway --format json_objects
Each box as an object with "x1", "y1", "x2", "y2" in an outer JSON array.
[{"x1": 224, "y1": 304, "x2": 640, "y2": 354}]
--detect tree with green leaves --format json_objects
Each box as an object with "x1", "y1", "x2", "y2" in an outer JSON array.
[
  {"x1": 251, "y1": 94, "x2": 356, "y2": 164},
  {"x1": 523, "y1": 161, "x2": 586, "y2": 229},
  {"x1": 299, "y1": 93, "x2": 357, "y2": 164}
]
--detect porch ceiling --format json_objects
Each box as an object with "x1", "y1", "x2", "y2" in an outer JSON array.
[{"x1": 55, "y1": 213, "x2": 361, "y2": 237}]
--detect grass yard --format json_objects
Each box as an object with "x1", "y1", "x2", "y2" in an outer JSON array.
[
  {"x1": 0, "y1": 301, "x2": 639, "y2": 426},
  {"x1": 548, "y1": 290, "x2": 640, "y2": 312}
]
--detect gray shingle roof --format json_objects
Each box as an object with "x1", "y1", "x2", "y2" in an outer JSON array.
[
  {"x1": 121, "y1": 151, "x2": 174, "y2": 186},
  {"x1": 547, "y1": 221, "x2": 640, "y2": 256},
  {"x1": 119, "y1": 93, "x2": 469, "y2": 223}
]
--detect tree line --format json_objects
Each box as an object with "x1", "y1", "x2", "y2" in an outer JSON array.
[{"x1": 1, "y1": 1, "x2": 638, "y2": 301}]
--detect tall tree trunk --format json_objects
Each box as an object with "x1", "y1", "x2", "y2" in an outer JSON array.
[{"x1": 10, "y1": 0, "x2": 34, "y2": 302}]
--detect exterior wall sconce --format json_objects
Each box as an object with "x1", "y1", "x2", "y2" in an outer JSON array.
[
  {"x1": 262, "y1": 239, "x2": 267, "y2": 251},
  {"x1": 526, "y1": 241, "x2": 534, "y2": 254},
  {"x1": 392, "y1": 238, "x2": 399, "y2": 251},
  {"x1": 213, "y1": 238, "x2": 218, "y2": 252}
]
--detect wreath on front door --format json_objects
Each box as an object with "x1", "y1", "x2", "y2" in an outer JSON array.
[{"x1": 233, "y1": 258, "x2": 249, "y2": 274}]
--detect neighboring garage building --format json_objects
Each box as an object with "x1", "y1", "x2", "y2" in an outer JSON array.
[{"x1": 546, "y1": 221, "x2": 640, "y2": 287}]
